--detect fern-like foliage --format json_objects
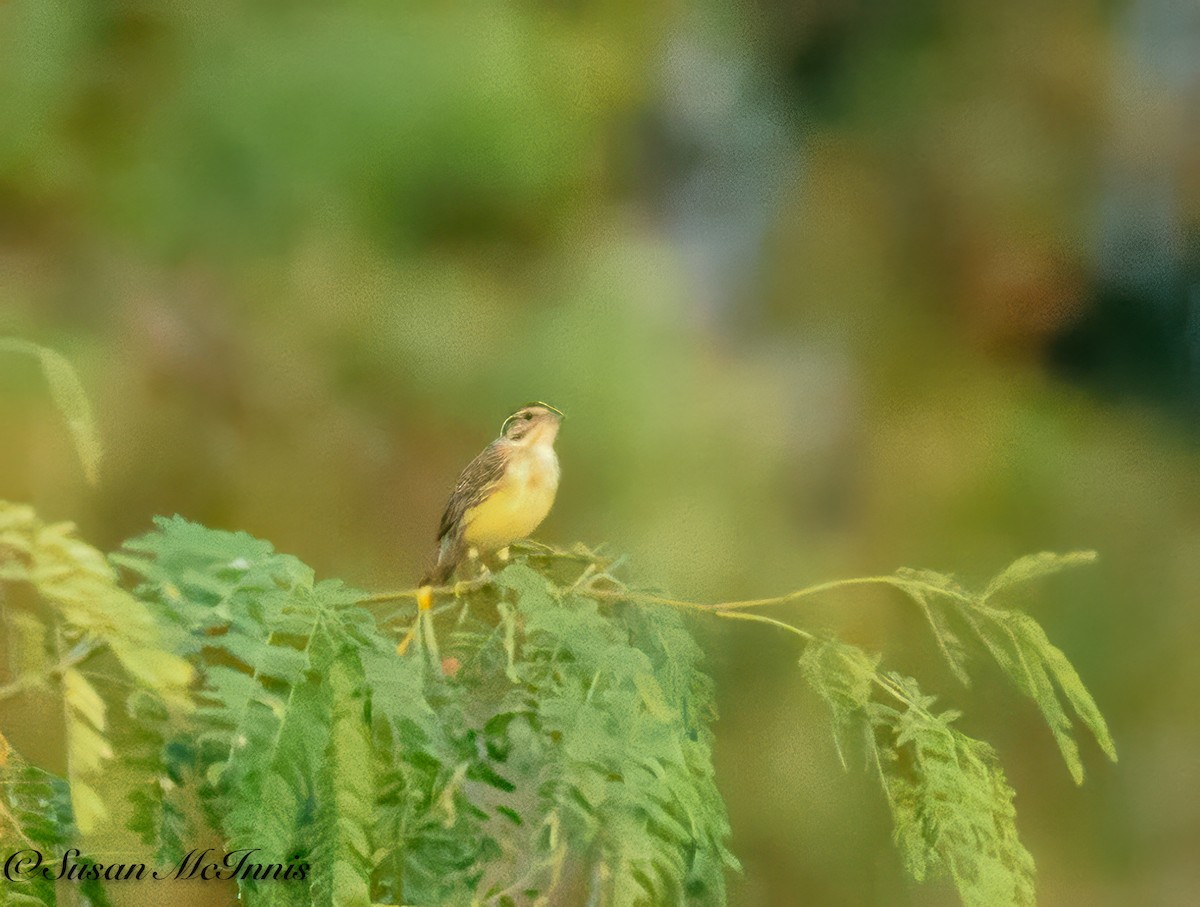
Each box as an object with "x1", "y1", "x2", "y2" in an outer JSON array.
[
  {"x1": 110, "y1": 522, "x2": 734, "y2": 906},
  {"x1": 884, "y1": 552, "x2": 1116, "y2": 783},
  {"x1": 792, "y1": 554, "x2": 1116, "y2": 907},
  {"x1": 801, "y1": 637, "x2": 1035, "y2": 906},
  {"x1": 0, "y1": 338, "x2": 102, "y2": 485},
  {"x1": 0, "y1": 499, "x2": 1112, "y2": 907},
  {"x1": 465, "y1": 562, "x2": 737, "y2": 906},
  {"x1": 1, "y1": 338, "x2": 1119, "y2": 905},
  {"x1": 0, "y1": 750, "x2": 111, "y2": 907},
  {"x1": 0, "y1": 752, "x2": 72, "y2": 906},
  {"x1": 114, "y1": 518, "x2": 383, "y2": 906},
  {"x1": 0, "y1": 502, "x2": 192, "y2": 834}
]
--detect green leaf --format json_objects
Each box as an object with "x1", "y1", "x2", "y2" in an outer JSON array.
[
  {"x1": 633, "y1": 672, "x2": 675, "y2": 723},
  {"x1": 1, "y1": 502, "x2": 195, "y2": 712},
  {"x1": 60, "y1": 668, "x2": 112, "y2": 833},
  {"x1": 799, "y1": 639, "x2": 1036, "y2": 907},
  {"x1": 481, "y1": 560, "x2": 733, "y2": 906},
  {"x1": 798, "y1": 636, "x2": 879, "y2": 769},
  {"x1": 875, "y1": 701, "x2": 1036, "y2": 907},
  {"x1": 886, "y1": 576, "x2": 972, "y2": 686},
  {"x1": 496, "y1": 562, "x2": 557, "y2": 615},
  {"x1": 885, "y1": 553, "x2": 1114, "y2": 783},
  {"x1": 0, "y1": 338, "x2": 102, "y2": 484},
  {"x1": 1008, "y1": 612, "x2": 1117, "y2": 764},
  {"x1": 982, "y1": 551, "x2": 1098, "y2": 602},
  {"x1": 310, "y1": 649, "x2": 374, "y2": 907},
  {"x1": 5, "y1": 610, "x2": 50, "y2": 688},
  {"x1": 0, "y1": 751, "x2": 75, "y2": 905}
]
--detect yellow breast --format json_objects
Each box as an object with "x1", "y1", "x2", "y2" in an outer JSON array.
[{"x1": 462, "y1": 441, "x2": 559, "y2": 551}]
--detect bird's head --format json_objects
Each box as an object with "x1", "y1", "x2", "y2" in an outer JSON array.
[{"x1": 501, "y1": 402, "x2": 564, "y2": 445}]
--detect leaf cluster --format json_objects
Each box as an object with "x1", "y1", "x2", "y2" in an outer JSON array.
[
  {"x1": 801, "y1": 638, "x2": 1035, "y2": 906},
  {"x1": 795, "y1": 555, "x2": 1116, "y2": 907},
  {"x1": 104, "y1": 521, "x2": 732, "y2": 906},
  {"x1": 886, "y1": 552, "x2": 1116, "y2": 783},
  {"x1": 0, "y1": 504, "x2": 1115, "y2": 907},
  {"x1": 0, "y1": 502, "x2": 192, "y2": 835}
]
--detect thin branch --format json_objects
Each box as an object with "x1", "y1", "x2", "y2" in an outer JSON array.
[
  {"x1": 708, "y1": 575, "x2": 948, "y2": 611},
  {"x1": 0, "y1": 642, "x2": 99, "y2": 702},
  {"x1": 358, "y1": 587, "x2": 423, "y2": 605},
  {"x1": 615, "y1": 586, "x2": 927, "y2": 715},
  {"x1": 358, "y1": 574, "x2": 494, "y2": 607},
  {"x1": 586, "y1": 574, "x2": 959, "y2": 616},
  {"x1": 709, "y1": 609, "x2": 815, "y2": 642}
]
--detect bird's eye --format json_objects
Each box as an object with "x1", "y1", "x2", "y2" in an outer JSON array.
[{"x1": 523, "y1": 412, "x2": 533, "y2": 420}]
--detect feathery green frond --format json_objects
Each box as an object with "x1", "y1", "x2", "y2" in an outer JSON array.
[
  {"x1": 117, "y1": 518, "x2": 386, "y2": 903},
  {"x1": 311, "y1": 648, "x2": 374, "y2": 907},
  {"x1": 0, "y1": 339, "x2": 102, "y2": 485},
  {"x1": 877, "y1": 553, "x2": 1115, "y2": 782},
  {"x1": 870, "y1": 685, "x2": 1036, "y2": 907},
  {"x1": 478, "y1": 562, "x2": 735, "y2": 905},
  {"x1": 0, "y1": 747, "x2": 112, "y2": 907},
  {"x1": 982, "y1": 551, "x2": 1098, "y2": 602},
  {"x1": 800, "y1": 638, "x2": 1036, "y2": 907},
  {"x1": 0, "y1": 753, "x2": 72, "y2": 905},
  {"x1": 0, "y1": 503, "x2": 193, "y2": 832},
  {"x1": 798, "y1": 634, "x2": 879, "y2": 768},
  {"x1": 0, "y1": 503, "x2": 1109, "y2": 907},
  {"x1": 121, "y1": 689, "x2": 190, "y2": 867},
  {"x1": 0, "y1": 504, "x2": 194, "y2": 706}
]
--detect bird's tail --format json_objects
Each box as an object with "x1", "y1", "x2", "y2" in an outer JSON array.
[
  {"x1": 419, "y1": 533, "x2": 462, "y2": 587},
  {"x1": 419, "y1": 560, "x2": 453, "y2": 588}
]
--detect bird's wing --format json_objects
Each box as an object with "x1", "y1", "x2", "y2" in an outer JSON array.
[{"x1": 437, "y1": 440, "x2": 508, "y2": 542}]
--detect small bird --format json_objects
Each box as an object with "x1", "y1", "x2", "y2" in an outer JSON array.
[{"x1": 421, "y1": 402, "x2": 564, "y2": 586}]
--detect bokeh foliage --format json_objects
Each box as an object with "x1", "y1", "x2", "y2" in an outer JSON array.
[
  {"x1": 2, "y1": 0, "x2": 1197, "y2": 904},
  {"x1": 0, "y1": 495, "x2": 1110, "y2": 906},
  {"x1": 0, "y1": 358, "x2": 1114, "y2": 905},
  {"x1": 0, "y1": 506, "x2": 737, "y2": 906}
]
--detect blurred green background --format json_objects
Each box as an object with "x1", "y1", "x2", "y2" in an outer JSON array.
[{"x1": 2, "y1": 0, "x2": 1198, "y2": 904}]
